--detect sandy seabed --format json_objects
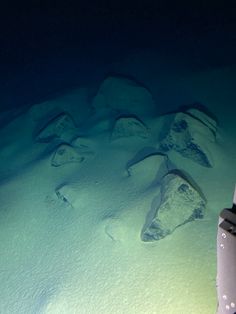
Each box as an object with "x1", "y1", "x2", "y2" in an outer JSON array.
[{"x1": 0, "y1": 58, "x2": 235, "y2": 314}]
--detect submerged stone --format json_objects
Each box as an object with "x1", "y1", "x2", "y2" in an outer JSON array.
[
  {"x1": 127, "y1": 153, "x2": 169, "y2": 186},
  {"x1": 92, "y1": 75, "x2": 156, "y2": 116},
  {"x1": 55, "y1": 184, "x2": 78, "y2": 208},
  {"x1": 160, "y1": 111, "x2": 215, "y2": 167},
  {"x1": 141, "y1": 172, "x2": 206, "y2": 241},
  {"x1": 111, "y1": 116, "x2": 149, "y2": 140},
  {"x1": 36, "y1": 112, "x2": 77, "y2": 143},
  {"x1": 51, "y1": 144, "x2": 85, "y2": 167},
  {"x1": 186, "y1": 108, "x2": 217, "y2": 135},
  {"x1": 71, "y1": 136, "x2": 94, "y2": 150}
]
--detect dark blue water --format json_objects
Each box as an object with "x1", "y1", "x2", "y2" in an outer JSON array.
[{"x1": 0, "y1": 2, "x2": 236, "y2": 113}]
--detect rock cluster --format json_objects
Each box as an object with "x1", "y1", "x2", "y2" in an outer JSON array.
[{"x1": 34, "y1": 93, "x2": 212, "y2": 243}]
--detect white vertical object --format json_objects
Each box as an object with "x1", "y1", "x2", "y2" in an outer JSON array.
[{"x1": 233, "y1": 185, "x2": 236, "y2": 205}]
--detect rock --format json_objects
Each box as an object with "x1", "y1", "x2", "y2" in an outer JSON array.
[
  {"x1": 186, "y1": 108, "x2": 217, "y2": 135},
  {"x1": 127, "y1": 153, "x2": 170, "y2": 186},
  {"x1": 92, "y1": 76, "x2": 156, "y2": 116},
  {"x1": 36, "y1": 113, "x2": 77, "y2": 143},
  {"x1": 160, "y1": 111, "x2": 215, "y2": 167},
  {"x1": 141, "y1": 173, "x2": 206, "y2": 241},
  {"x1": 71, "y1": 136, "x2": 93, "y2": 150},
  {"x1": 104, "y1": 218, "x2": 126, "y2": 242},
  {"x1": 51, "y1": 144, "x2": 85, "y2": 167},
  {"x1": 111, "y1": 116, "x2": 149, "y2": 140},
  {"x1": 55, "y1": 184, "x2": 78, "y2": 208}
]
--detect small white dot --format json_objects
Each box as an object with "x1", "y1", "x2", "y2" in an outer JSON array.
[
  {"x1": 220, "y1": 244, "x2": 225, "y2": 249},
  {"x1": 231, "y1": 302, "x2": 235, "y2": 308},
  {"x1": 226, "y1": 304, "x2": 230, "y2": 310},
  {"x1": 222, "y1": 233, "x2": 227, "y2": 238},
  {"x1": 223, "y1": 295, "x2": 228, "y2": 300}
]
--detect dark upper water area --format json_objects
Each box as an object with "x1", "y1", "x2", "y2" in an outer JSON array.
[{"x1": 0, "y1": 1, "x2": 236, "y2": 113}]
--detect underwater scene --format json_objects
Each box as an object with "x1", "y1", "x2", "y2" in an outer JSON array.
[{"x1": 0, "y1": 2, "x2": 235, "y2": 314}]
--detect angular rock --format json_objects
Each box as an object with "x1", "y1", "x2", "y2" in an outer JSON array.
[
  {"x1": 186, "y1": 108, "x2": 217, "y2": 135},
  {"x1": 92, "y1": 76, "x2": 156, "y2": 116},
  {"x1": 160, "y1": 111, "x2": 215, "y2": 167},
  {"x1": 55, "y1": 184, "x2": 78, "y2": 208},
  {"x1": 141, "y1": 173, "x2": 206, "y2": 241},
  {"x1": 127, "y1": 153, "x2": 169, "y2": 186},
  {"x1": 71, "y1": 136, "x2": 93, "y2": 150},
  {"x1": 51, "y1": 144, "x2": 85, "y2": 167},
  {"x1": 111, "y1": 116, "x2": 149, "y2": 140},
  {"x1": 36, "y1": 113, "x2": 77, "y2": 143}
]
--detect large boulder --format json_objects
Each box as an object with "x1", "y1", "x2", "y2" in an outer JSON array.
[
  {"x1": 92, "y1": 76, "x2": 156, "y2": 116},
  {"x1": 127, "y1": 153, "x2": 170, "y2": 187},
  {"x1": 141, "y1": 172, "x2": 206, "y2": 241},
  {"x1": 36, "y1": 113, "x2": 77, "y2": 143},
  {"x1": 160, "y1": 111, "x2": 216, "y2": 167},
  {"x1": 111, "y1": 116, "x2": 150, "y2": 140},
  {"x1": 51, "y1": 144, "x2": 85, "y2": 167}
]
